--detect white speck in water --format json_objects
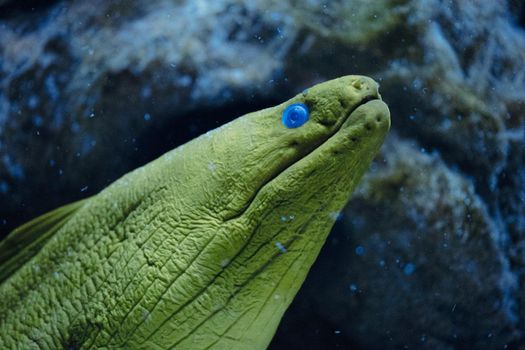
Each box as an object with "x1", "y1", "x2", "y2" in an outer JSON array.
[
  {"x1": 276, "y1": 27, "x2": 284, "y2": 39},
  {"x1": 28, "y1": 95, "x2": 39, "y2": 109},
  {"x1": 275, "y1": 241, "x2": 287, "y2": 253},
  {"x1": 142, "y1": 310, "x2": 152, "y2": 322},
  {"x1": 178, "y1": 75, "x2": 192, "y2": 87},
  {"x1": 403, "y1": 263, "x2": 416, "y2": 276},
  {"x1": 355, "y1": 245, "x2": 365, "y2": 256},
  {"x1": 334, "y1": 330, "x2": 341, "y2": 334},
  {"x1": 349, "y1": 283, "x2": 358, "y2": 292},
  {"x1": 163, "y1": 153, "x2": 174, "y2": 162},
  {"x1": 140, "y1": 86, "x2": 152, "y2": 98},
  {"x1": 329, "y1": 211, "x2": 343, "y2": 221},
  {"x1": 80, "y1": 186, "x2": 88, "y2": 192},
  {"x1": 144, "y1": 113, "x2": 151, "y2": 121},
  {"x1": 32, "y1": 115, "x2": 43, "y2": 126}
]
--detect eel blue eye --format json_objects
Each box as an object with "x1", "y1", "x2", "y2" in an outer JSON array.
[{"x1": 282, "y1": 103, "x2": 309, "y2": 128}]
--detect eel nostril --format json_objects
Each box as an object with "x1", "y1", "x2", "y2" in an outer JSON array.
[{"x1": 352, "y1": 79, "x2": 362, "y2": 89}]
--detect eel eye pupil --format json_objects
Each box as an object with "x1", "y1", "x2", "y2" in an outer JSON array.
[{"x1": 282, "y1": 103, "x2": 309, "y2": 128}]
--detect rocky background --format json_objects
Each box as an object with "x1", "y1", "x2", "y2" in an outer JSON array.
[{"x1": 1, "y1": 0, "x2": 524, "y2": 349}]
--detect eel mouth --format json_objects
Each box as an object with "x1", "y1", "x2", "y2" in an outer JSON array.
[
  {"x1": 345, "y1": 95, "x2": 380, "y2": 121},
  {"x1": 319, "y1": 94, "x2": 380, "y2": 128},
  {"x1": 359, "y1": 95, "x2": 380, "y2": 105}
]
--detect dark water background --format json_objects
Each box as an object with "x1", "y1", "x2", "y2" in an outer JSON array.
[{"x1": 1, "y1": 1, "x2": 524, "y2": 349}]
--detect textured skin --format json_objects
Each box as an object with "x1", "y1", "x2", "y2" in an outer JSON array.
[{"x1": 0, "y1": 75, "x2": 390, "y2": 349}]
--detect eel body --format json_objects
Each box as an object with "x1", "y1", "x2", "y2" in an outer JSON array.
[{"x1": 0, "y1": 75, "x2": 390, "y2": 349}]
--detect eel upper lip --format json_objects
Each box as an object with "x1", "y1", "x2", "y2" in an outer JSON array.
[
  {"x1": 350, "y1": 95, "x2": 380, "y2": 114},
  {"x1": 339, "y1": 94, "x2": 380, "y2": 125},
  {"x1": 360, "y1": 95, "x2": 379, "y2": 105},
  {"x1": 320, "y1": 95, "x2": 380, "y2": 128}
]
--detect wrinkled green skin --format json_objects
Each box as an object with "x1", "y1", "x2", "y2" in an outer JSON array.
[{"x1": 0, "y1": 76, "x2": 389, "y2": 349}]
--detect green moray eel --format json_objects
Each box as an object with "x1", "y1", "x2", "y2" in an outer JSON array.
[{"x1": 0, "y1": 75, "x2": 390, "y2": 349}]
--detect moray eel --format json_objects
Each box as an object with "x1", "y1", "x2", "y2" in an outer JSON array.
[{"x1": 0, "y1": 75, "x2": 390, "y2": 349}]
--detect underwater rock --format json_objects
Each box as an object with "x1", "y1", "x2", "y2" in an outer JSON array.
[
  {"x1": 1, "y1": 0, "x2": 524, "y2": 348},
  {"x1": 273, "y1": 135, "x2": 521, "y2": 349},
  {"x1": 0, "y1": 0, "x2": 296, "y2": 233}
]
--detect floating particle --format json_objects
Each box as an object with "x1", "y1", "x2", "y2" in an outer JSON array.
[
  {"x1": 0, "y1": 181, "x2": 9, "y2": 193},
  {"x1": 403, "y1": 263, "x2": 416, "y2": 276},
  {"x1": 207, "y1": 162, "x2": 217, "y2": 172},
  {"x1": 329, "y1": 211, "x2": 343, "y2": 221},
  {"x1": 275, "y1": 241, "x2": 287, "y2": 253}
]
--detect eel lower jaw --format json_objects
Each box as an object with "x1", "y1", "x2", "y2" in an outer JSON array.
[{"x1": 340, "y1": 99, "x2": 391, "y2": 134}]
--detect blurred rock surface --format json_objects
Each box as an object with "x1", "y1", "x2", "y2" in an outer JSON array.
[{"x1": 0, "y1": 0, "x2": 524, "y2": 348}]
